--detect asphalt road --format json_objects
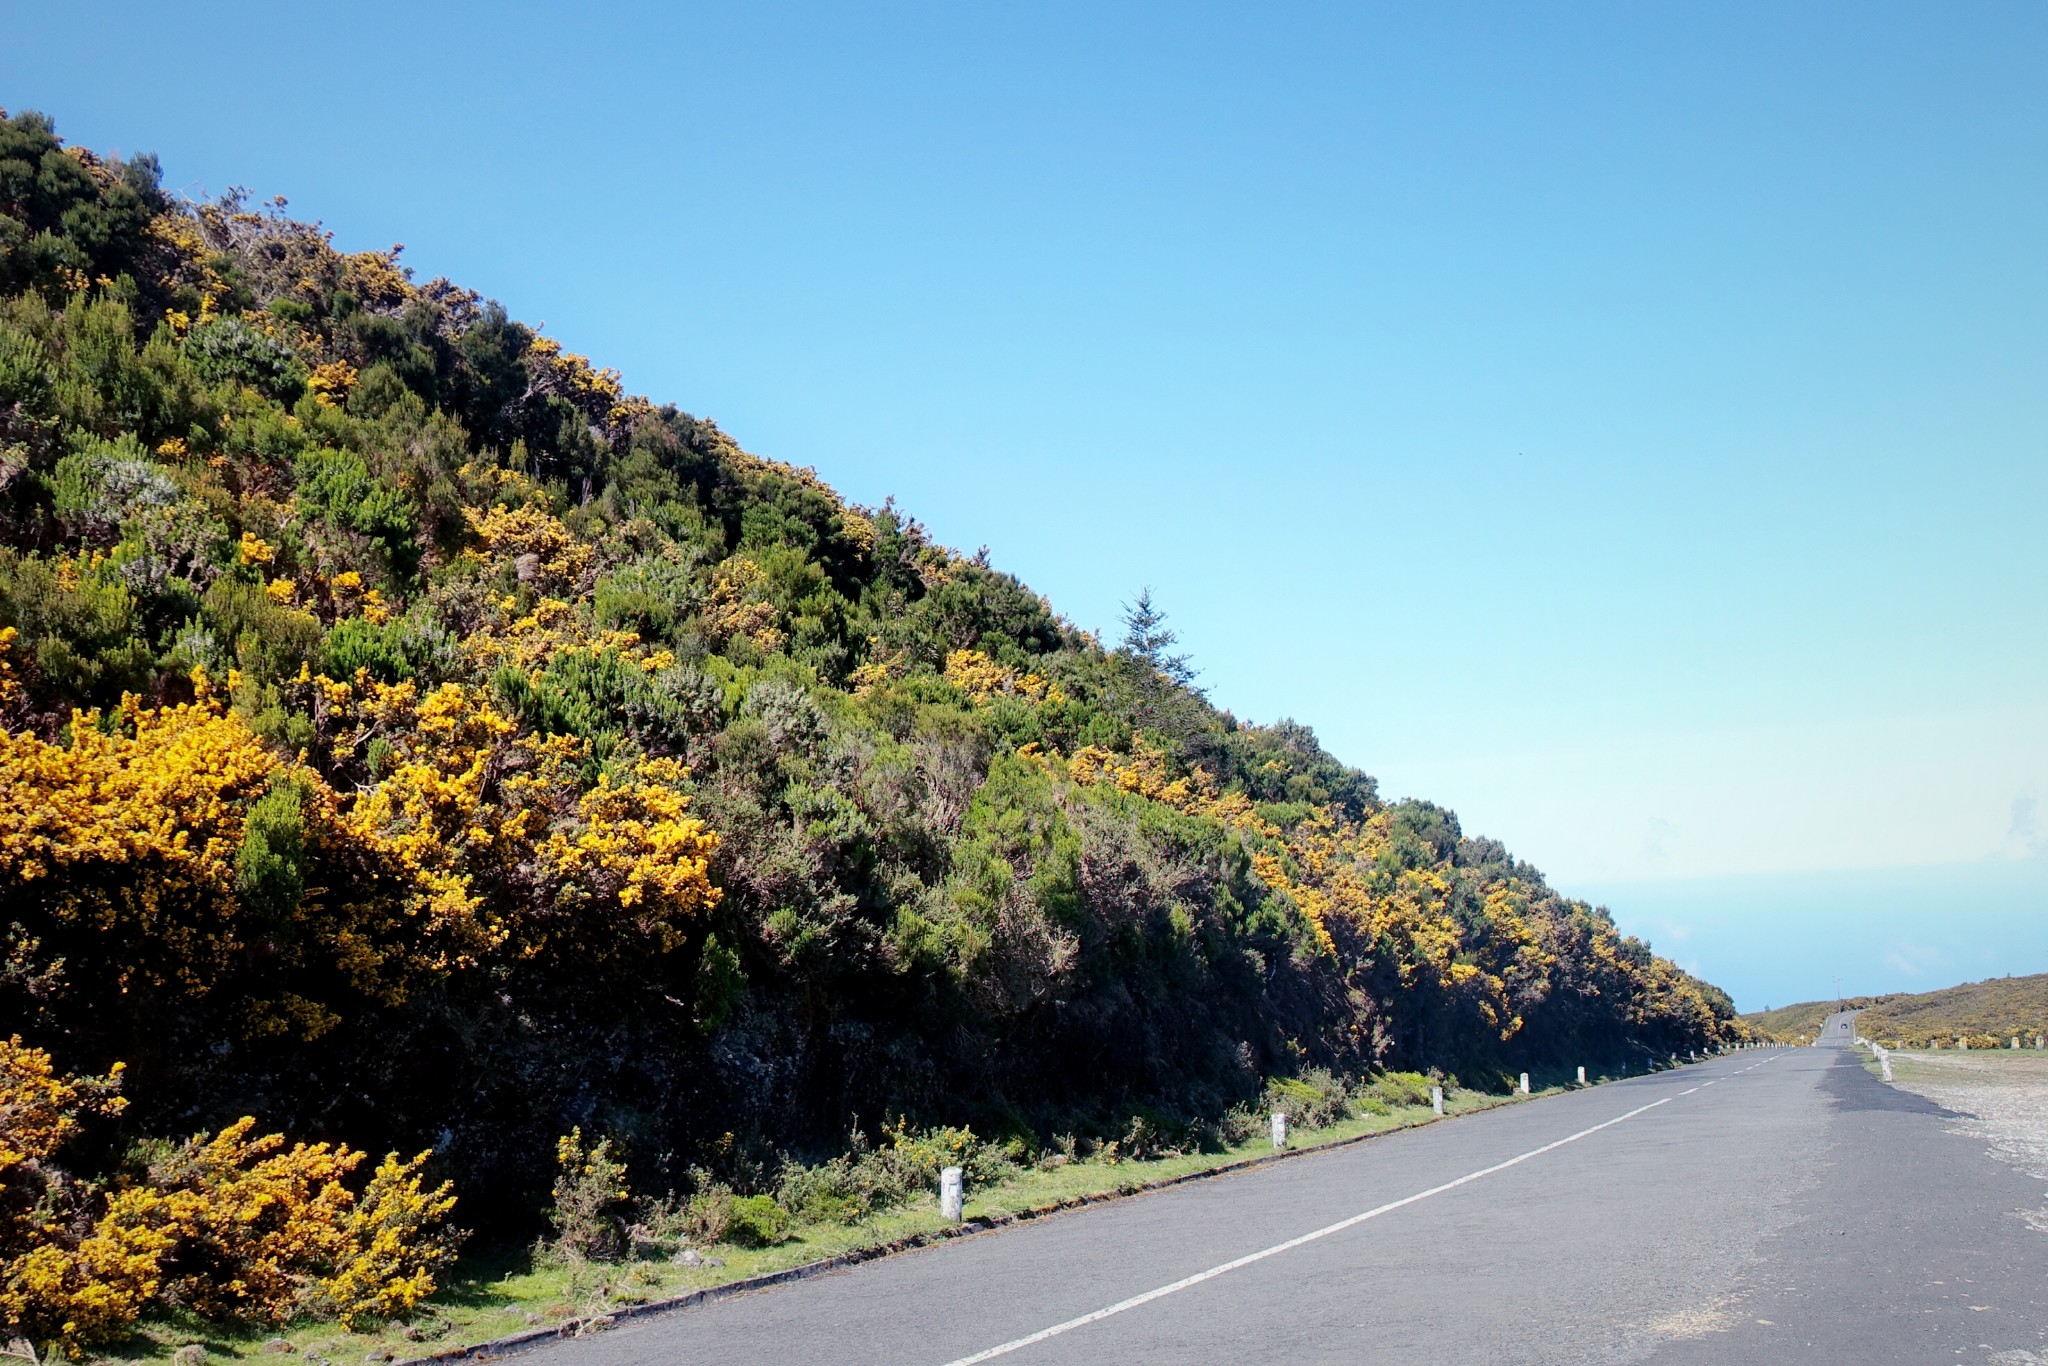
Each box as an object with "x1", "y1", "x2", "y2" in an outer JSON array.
[
  {"x1": 523, "y1": 1034, "x2": 2048, "y2": 1365},
  {"x1": 1822, "y1": 1007, "x2": 1861, "y2": 1042}
]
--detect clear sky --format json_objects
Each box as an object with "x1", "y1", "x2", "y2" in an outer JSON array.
[{"x1": 7, "y1": 0, "x2": 2044, "y2": 1009}]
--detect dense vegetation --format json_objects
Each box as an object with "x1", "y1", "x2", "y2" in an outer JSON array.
[
  {"x1": 1745, "y1": 976, "x2": 2048, "y2": 1048},
  {"x1": 0, "y1": 111, "x2": 1737, "y2": 1348},
  {"x1": 1852, "y1": 975, "x2": 2048, "y2": 1049}
]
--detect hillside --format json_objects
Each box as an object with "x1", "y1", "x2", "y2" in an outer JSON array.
[
  {"x1": 1742, "y1": 976, "x2": 2048, "y2": 1047},
  {"x1": 1856, "y1": 974, "x2": 2048, "y2": 1048},
  {"x1": 0, "y1": 110, "x2": 1737, "y2": 1347},
  {"x1": 1742, "y1": 997, "x2": 1879, "y2": 1043}
]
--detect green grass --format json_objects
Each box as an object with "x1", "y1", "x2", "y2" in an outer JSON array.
[{"x1": 121, "y1": 1067, "x2": 1658, "y2": 1364}]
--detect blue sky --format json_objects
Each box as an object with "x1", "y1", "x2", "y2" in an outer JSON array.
[{"x1": 7, "y1": 1, "x2": 2044, "y2": 1009}]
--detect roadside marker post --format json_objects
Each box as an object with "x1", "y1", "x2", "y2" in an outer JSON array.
[
  {"x1": 1518, "y1": 1072, "x2": 1530, "y2": 1094},
  {"x1": 1271, "y1": 1111, "x2": 1287, "y2": 1150},
  {"x1": 1430, "y1": 1086, "x2": 1444, "y2": 1115},
  {"x1": 1576, "y1": 1066, "x2": 1586, "y2": 1086},
  {"x1": 940, "y1": 1166, "x2": 964, "y2": 1223}
]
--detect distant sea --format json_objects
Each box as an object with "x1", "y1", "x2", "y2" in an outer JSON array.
[{"x1": 1573, "y1": 860, "x2": 2048, "y2": 1014}]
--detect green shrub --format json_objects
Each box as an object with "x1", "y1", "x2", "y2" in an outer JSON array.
[
  {"x1": 1214, "y1": 1104, "x2": 1262, "y2": 1148},
  {"x1": 768, "y1": 1122, "x2": 1023, "y2": 1228},
  {"x1": 0, "y1": 547, "x2": 154, "y2": 704},
  {"x1": 776, "y1": 1163, "x2": 867, "y2": 1224},
  {"x1": 547, "y1": 1128, "x2": 631, "y2": 1263},
  {"x1": 0, "y1": 324, "x2": 52, "y2": 414},
  {"x1": 1108, "y1": 1110, "x2": 1188, "y2": 1162},
  {"x1": 881, "y1": 1123, "x2": 1016, "y2": 1188},
  {"x1": 1264, "y1": 1069, "x2": 1350, "y2": 1129},
  {"x1": 726, "y1": 1194, "x2": 790, "y2": 1247},
  {"x1": 294, "y1": 446, "x2": 419, "y2": 580},
  {"x1": 593, "y1": 556, "x2": 700, "y2": 641},
  {"x1": 235, "y1": 779, "x2": 307, "y2": 921},
  {"x1": 1369, "y1": 1071, "x2": 1434, "y2": 1109},
  {"x1": 673, "y1": 1184, "x2": 735, "y2": 1246},
  {"x1": 322, "y1": 614, "x2": 412, "y2": 683},
  {"x1": 184, "y1": 315, "x2": 306, "y2": 403},
  {"x1": 48, "y1": 434, "x2": 179, "y2": 541},
  {"x1": 203, "y1": 577, "x2": 323, "y2": 684}
]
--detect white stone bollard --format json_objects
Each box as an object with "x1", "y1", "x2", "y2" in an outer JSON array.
[
  {"x1": 2037, "y1": 1035, "x2": 2044, "y2": 1050},
  {"x1": 939, "y1": 1166, "x2": 964, "y2": 1223},
  {"x1": 2012, "y1": 1037, "x2": 2020, "y2": 1050},
  {"x1": 1271, "y1": 1111, "x2": 1287, "y2": 1150},
  {"x1": 1518, "y1": 1072, "x2": 1530, "y2": 1094},
  {"x1": 1430, "y1": 1085, "x2": 1444, "y2": 1115},
  {"x1": 1880, "y1": 1055, "x2": 1893, "y2": 1081},
  {"x1": 1576, "y1": 1065, "x2": 1587, "y2": 1086}
]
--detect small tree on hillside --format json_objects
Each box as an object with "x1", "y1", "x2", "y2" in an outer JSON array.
[{"x1": 1118, "y1": 587, "x2": 1200, "y2": 691}]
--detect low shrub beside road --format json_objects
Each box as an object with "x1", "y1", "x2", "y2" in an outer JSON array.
[{"x1": 131, "y1": 1071, "x2": 1629, "y2": 1362}]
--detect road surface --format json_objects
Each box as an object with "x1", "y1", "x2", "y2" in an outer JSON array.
[{"x1": 523, "y1": 1036, "x2": 2048, "y2": 1365}]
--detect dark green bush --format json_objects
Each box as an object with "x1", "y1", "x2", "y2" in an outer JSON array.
[
  {"x1": 294, "y1": 446, "x2": 419, "y2": 580},
  {"x1": 184, "y1": 315, "x2": 306, "y2": 403}
]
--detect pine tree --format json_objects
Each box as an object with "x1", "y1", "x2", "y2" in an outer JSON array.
[{"x1": 1118, "y1": 587, "x2": 1198, "y2": 688}]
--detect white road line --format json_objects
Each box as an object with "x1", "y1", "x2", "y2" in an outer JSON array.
[{"x1": 941, "y1": 1093, "x2": 1678, "y2": 1365}]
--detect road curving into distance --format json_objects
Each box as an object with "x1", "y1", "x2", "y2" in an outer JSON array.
[{"x1": 518, "y1": 1035, "x2": 2048, "y2": 1365}]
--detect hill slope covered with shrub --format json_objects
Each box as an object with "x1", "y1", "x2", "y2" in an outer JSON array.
[
  {"x1": 0, "y1": 109, "x2": 1738, "y2": 1343},
  {"x1": 1853, "y1": 975, "x2": 2048, "y2": 1048}
]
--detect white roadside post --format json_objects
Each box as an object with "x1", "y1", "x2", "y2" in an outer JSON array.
[
  {"x1": 1518, "y1": 1072, "x2": 1530, "y2": 1095},
  {"x1": 1430, "y1": 1085, "x2": 1444, "y2": 1115},
  {"x1": 1576, "y1": 1065, "x2": 1587, "y2": 1086},
  {"x1": 1271, "y1": 1111, "x2": 1287, "y2": 1150},
  {"x1": 939, "y1": 1166, "x2": 964, "y2": 1223},
  {"x1": 2013, "y1": 1037, "x2": 2021, "y2": 1050},
  {"x1": 1881, "y1": 1053, "x2": 1893, "y2": 1081}
]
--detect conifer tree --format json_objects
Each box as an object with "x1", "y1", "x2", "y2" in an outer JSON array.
[{"x1": 1118, "y1": 586, "x2": 1199, "y2": 689}]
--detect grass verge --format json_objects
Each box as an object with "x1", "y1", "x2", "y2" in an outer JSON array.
[{"x1": 123, "y1": 1066, "x2": 1663, "y2": 1364}]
